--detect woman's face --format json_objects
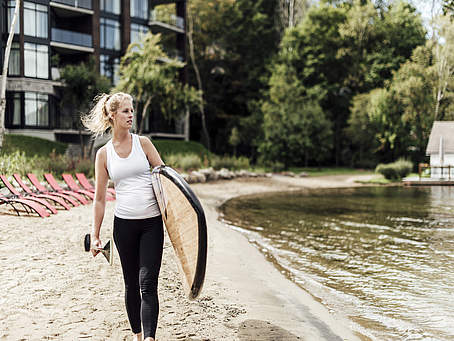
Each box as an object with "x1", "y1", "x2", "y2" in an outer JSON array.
[{"x1": 113, "y1": 98, "x2": 134, "y2": 130}]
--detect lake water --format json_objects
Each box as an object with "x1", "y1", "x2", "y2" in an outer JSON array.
[{"x1": 220, "y1": 186, "x2": 454, "y2": 340}]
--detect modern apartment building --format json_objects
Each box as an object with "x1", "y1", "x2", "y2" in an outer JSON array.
[{"x1": 0, "y1": 0, "x2": 187, "y2": 144}]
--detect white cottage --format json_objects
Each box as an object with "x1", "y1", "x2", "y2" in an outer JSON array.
[{"x1": 426, "y1": 121, "x2": 454, "y2": 178}]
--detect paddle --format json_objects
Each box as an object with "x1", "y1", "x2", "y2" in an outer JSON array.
[{"x1": 84, "y1": 234, "x2": 113, "y2": 265}]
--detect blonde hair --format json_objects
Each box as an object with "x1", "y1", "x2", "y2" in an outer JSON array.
[{"x1": 82, "y1": 92, "x2": 133, "y2": 137}]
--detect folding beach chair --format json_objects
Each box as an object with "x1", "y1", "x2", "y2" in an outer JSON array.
[
  {"x1": 13, "y1": 174, "x2": 73, "y2": 210},
  {"x1": 0, "y1": 194, "x2": 50, "y2": 218},
  {"x1": 0, "y1": 175, "x2": 58, "y2": 214},
  {"x1": 61, "y1": 174, "x2": 96, "y2": 201},
  {"x1": 27, "y1": 173, "x2": 87, "y2": 205},
  {"x1": 44, "y1": 173, "x2": 92, "y2": 204},
  {"x1": 76, "y1": 173, "x2": 116, "y2": 198}
]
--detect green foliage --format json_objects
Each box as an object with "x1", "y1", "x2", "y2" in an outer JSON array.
[
  {"x1": 0, "y1": 151, "x2": 38, "y2": 177},
  {"x1": 164, "y1": 153, "x2": 202, "y2": 171},
  {"x1": 32, "y1": 151, "x2": 70, "y2": 176},
  {"x1": 163, "y1": 151, "x2": 251, "y2": 172},
  {"x1": 152, "y1": 139, "x2": 210, "y2": 159},
  {"x1": 116, "y1": 32, "x2": 200, "y2": 133},
  {"x1": 59, "y1": 58, "x2": 112, "y2": 126},
  {"x1": 375, "y1": 158, "x2": 413, "y2": 180},
  {"x1": 347, "y1": 20, "x2": 454, "y2": 167},
  {"x1": 211, "y1": 155, "x2": 250, "y2": 170},
  {"x1": 0, "y1": 150, "x2": 94, "y2": 190},
  {"x1": 1, "y1": 134, "x2": 67, "y2": 157},
  {"x1": 74, "y1": 158, "x2": 95, "y2": 179},
  {"x1": 188, "y1": 0, "x2": 280, "y2": 155}
]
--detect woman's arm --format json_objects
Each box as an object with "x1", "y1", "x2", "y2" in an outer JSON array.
[
  {"x1": 91, "y1": 146, "x2": 109, "y2": 256},
  {"x1": 139, "y1": 136, "x2": 164, "y2": 167}
]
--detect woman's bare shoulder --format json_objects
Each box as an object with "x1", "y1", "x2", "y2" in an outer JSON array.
[{"x1": 96, "y1": 145, "x2": 107, "y2": 161}]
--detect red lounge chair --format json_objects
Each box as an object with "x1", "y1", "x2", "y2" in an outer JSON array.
[
  {"x1": 0, "y1": 175, "x2": 57, "y2": 214},
  {"x1": 76, "y1": 173, "x2": 116, "y2": 199},
  {"x1": 0, "y1": 194, "x2": 50, "y2": 218},
  {"x1": 61, "y1": 174, "x2": 97, "y2": 201},
  {"x1": 13, "y1": 174, "x2": 73, "y2": 210},
  {"x1": 27, "y1": 173, "x2": 87, "y2": 205},
  {"x1": 44, "y1": 173, "x2": 91, "y2": 204}
]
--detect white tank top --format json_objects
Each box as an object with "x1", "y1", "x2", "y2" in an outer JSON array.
[{"x1": 106, "y1": 134, "x2": 160, "y2": 219}]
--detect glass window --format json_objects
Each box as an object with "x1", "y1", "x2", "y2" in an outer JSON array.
[
  {"x1": 24, "y1": 2, "x2": 48, "y2": 38},
  {"x1": 130, "y1": 23, "x2": 148, "y2": 45},
  {"x1": 7, "y1": 1, "x2": 20, "y2": 34},
  {"x1": 24, "y1": 43, "x2": 49, "y2": 79},
  {"x1": 100, "y1": 54, "x2": 120, "y2": 85},
  {"x1": 25, "y1": 92, "x2": 49, "y2": 127},
  {"x1": 12, "y1": 93, "x2": 21, "y2": 125},
  {"x1": 100, "y1": 18, "x2": 121, "y2": 51},
  {"x1": 7, "y1": 42, "x2": 20, "y2": 76},
  {"x1": 100, "y1": 0, "x2": 120, "y2": 14},
  {"x1": 131, "y1": 0, "x2": 148, "y2": 19}
]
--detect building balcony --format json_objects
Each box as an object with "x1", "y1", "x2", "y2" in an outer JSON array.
[
  {"x1": 50, "y1": 0, "x2": 92, "y2": 10},
  {"x1": 149, "y1": 10, "x2": 184, "y2": 34},
  {"x1": 51, "y1": 28, "x2": 94, "y2": 53},
  {"x1": 151, "y1": 0, "x2": 186, "y2": 5}
]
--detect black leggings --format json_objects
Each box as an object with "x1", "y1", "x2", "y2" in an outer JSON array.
[{"x1": 113, "y1": 215, "x2": 164, "y2": 339}]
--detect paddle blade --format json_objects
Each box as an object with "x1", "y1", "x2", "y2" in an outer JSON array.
[{"x1": 102, "y1": 239, "x2": 113, "y2": 265}]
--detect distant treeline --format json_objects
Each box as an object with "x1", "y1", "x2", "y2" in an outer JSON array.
[{"x1": 186, "y1": 0, "x2": 454, "y2": 169}]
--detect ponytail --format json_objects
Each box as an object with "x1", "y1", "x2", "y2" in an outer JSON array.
[{"x1": 82, "y1": 92, "x2": 133, "y2": 137}]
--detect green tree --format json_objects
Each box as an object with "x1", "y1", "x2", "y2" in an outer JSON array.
[
  {"x1": 187, "y1": 0, "x2": 280, "y2": 155},
  {"x1": 347, "y1": 88, "x2": 409, "y2": 166},
  {"x1": 116, "y1": 32, "x2": 200, "y2": 134},
  {"x1": 260, "y1": 56, "x2": 332, "y2": 168},
  {"x1": 287, "y1": 0, "x2": 425, "y2": 165},
  {"x1": 273, "y1": 3, "x2": 348, "y2": 165},
  {"x1": 59, "y1": 58, "x2": 111, "y2": 157}
]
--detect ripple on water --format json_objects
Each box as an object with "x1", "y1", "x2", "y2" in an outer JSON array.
[{"x1": 220, "y1": 186, "x2": 454, "y2": 340}]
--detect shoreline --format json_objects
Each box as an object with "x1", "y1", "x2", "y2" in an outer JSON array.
[
  {"x1": 0, "y1": 173, "x2": 375, "y2": 340},
  {"x1": 191, "y1": 174, "x2": 377, "y2": 341}
]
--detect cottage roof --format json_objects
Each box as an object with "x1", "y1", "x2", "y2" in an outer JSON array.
[{"x1": 426, "y1": 121, "x2": 454, "y2": 155}]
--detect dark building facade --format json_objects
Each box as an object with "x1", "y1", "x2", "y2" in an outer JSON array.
[{"x1": 1, "y1": 0, "x2": 187, "y2": 143}]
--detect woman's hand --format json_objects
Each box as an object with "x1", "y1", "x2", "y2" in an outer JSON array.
[{"x1": 91, "y1": 234, "x2": 102, "y2": 257}]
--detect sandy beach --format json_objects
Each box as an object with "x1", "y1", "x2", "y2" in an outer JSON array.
[{"x1": 0, "y1": 173, "x2": 375, "y2": 340}]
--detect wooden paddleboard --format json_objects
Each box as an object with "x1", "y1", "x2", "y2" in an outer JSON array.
[{"x1": 151, "y1": 165, "x2": 207, "y2": 299}]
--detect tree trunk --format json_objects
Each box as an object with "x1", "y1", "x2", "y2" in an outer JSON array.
[
  {"x1": 79, "y1": 128, "x2": 85, "y2": 159},
  {"x1": 187, "y1": 4, "x2": 211, "y2": 150},
  {"x1": 0, "y1": 0, "x2": 20, "y2": 149},
  {"x1": 139, "y1": 97, "x2": 152, "y2": 135}
]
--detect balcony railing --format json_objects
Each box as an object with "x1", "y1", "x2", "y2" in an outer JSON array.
[
  {"x1": 51, "y1": 28, "x2": 92, "y2": 48},
  {"x1": 150, "y1": 10, "x2": 184, "y2": 31},
  {"x1": 51, "y1": 0, "x2": 92, "y2": 10}
]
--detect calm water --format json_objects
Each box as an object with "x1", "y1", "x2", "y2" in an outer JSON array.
[{"x1": 220, "y1": 186, "x2": 454, "y2": 340}]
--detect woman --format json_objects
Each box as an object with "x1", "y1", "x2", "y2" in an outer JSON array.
[{"x1": 82, "y1": 92, "x2": 164, "y2": 341}]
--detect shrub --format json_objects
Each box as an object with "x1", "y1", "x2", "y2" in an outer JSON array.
[
  {"x1": 152, "y1": 139, "x2": 210, "y2": 159},
  {"x1": 256, "y1": 156, "x2": 285, "y2": 172},
  {"x1": 164, "y1": 153, "x2": 202, "y2": 171},
  {"x1": 0, "y1": 151, "x2": 37, "y2": 176},
  {"x1": 211, "y1": 155, "x2": 251, "y2": 170},
  {"x1": 375, "y1": 158, "x2": 412, "y2": 180},
  {"x1": 34, "y1": 152, "x2": 70, "y2": 175},
  {"x1": 75, "y1": 158, "x2": 95, "y2": 178}
]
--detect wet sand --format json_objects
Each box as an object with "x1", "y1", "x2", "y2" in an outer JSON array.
[{"x1": 0, "y1": 174, "x2": 374, "y2": 340}]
